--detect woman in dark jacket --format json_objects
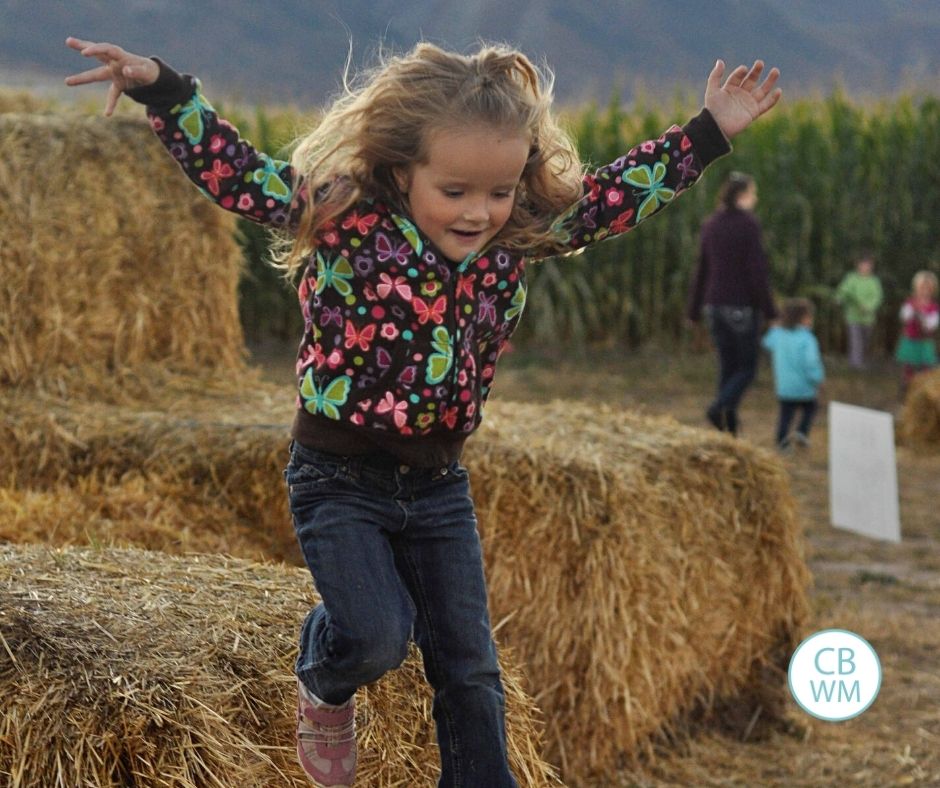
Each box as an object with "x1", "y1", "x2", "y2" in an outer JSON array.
[{"x1": 687, "y1": 172, "x2": 777, "y2": 435}]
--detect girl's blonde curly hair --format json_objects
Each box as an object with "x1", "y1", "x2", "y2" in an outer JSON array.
[{"x1": 273, "y1": 41, "x2": 585, "y2": 279}]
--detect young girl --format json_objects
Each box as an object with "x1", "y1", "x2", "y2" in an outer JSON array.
[
  {"x1": 762, "y1": 298, "x2": 825, "y2": 450},
  {"x1": 835, "y1": 252, "x2": 883, "y2": 370},
  {"x1": 896, "y1": 270, "x2": 939, "y2": 394},
  {"x1": 66, "y1": 36, "x2": 781, "y2": 787}
]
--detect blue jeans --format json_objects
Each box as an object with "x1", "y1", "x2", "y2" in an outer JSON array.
[
  {"x1": 284, "y1": 441, "x2": 517, "y2": 788},
  {"x1": 706, "y1": 305, "x2": 760, "y2": 432},
  {"x1": 776, "y1": 398, "x2": 818, "y2": 446}
]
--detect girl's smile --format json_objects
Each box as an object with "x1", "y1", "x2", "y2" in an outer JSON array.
[{"x1": 394, "y1": 125, "x2": 530, "y2": 262}]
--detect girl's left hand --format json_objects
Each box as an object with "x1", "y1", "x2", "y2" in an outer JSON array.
[{"x1": 704, "y1": 59, "x2": 781, "y2": 140}]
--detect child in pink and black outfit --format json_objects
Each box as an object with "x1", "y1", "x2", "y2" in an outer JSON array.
[
  {"x1": 67, "y1": 34, "x2": 781, "y2": 787},
  {"x1": 895, "y1": 270, "x2": 939, "y2": 394}
]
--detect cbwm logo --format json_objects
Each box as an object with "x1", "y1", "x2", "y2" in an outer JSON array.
[{"x1": 788, "y1": 629, "x2": 882, "y2": 721}]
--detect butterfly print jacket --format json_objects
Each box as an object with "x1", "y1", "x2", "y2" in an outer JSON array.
[{"x1": 128, "y1": 59, "x2": 731, "y2": 466}]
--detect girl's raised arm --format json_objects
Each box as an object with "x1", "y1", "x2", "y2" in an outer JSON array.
[
  {"x1": 64, "y1": 37, "x2": 304, "y2": 229},
  {"x1": 548, "y1": 60, "x2": 780, "y2": 256}
]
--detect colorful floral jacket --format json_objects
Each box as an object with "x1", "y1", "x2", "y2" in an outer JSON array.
[{"x1": 129, "y1": 60, "x2": 730, "y2": 461}]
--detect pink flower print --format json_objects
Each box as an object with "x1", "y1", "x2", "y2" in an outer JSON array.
[
  {"x1": 440, "y1": 406, "x2": 459, "y2": 429},
  {"x1": 605, "y1": 188, "x2": 623, "y2": 207},
  {"x1": 237, "y1": 193, "x2": 254, "y2": 212},
  {"x1": 466, "y1": 402, "x2": 476, "y2": 418},
  {"x1": 326, "y1": 348, "x2": 344, "y2": 369},
  {"x1": 209, "y1": 134, "x2": 226, "y2": 153},
  {"x1": 149, "y1": 115, "x2": 165, "y2": 132},
  {"x1": 482, "y1": 272, "x2": 497, "y2": 287},
  {"x1": 640, "y1": 141, "x2": 656, "y2": 154},
  {"x1": 457, "y1": 369, "x2": 468, "y2": 386},
  {"x1": 375, "y1": 391, "x2": 408, "y2": 428},
  {"x1": 350, "y1": 413, "x2": 365, "y2": 425},
  {"x1": 380, "y1": 322, "x2": 400, "y2": 340},
  {"x1": 199, "y1": 158, "x2": 235, "y2": 196},
  {"x1": 322, "y1": 230, "x2": 340, "y2": 246}
]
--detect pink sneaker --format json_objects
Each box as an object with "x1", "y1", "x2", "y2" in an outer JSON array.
[{"x1": 296, "y1": 680, "x2": 357, "y2": 787}]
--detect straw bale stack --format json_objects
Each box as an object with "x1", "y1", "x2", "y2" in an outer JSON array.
[
  {"x1": 463, "y1": 401, "x2": 810, "y2": 782},
  {"x1": 0, "y1": 113, "x2": 246, "y2": 388},
  {"x1": 2, "y1": 375, "x2": 809, "y2": 783},
  {"x1": 898, "y1": 368, "x2": 940, "y2": 448},
  {"x1": 0, "y1": 544, "x2": 561, "y2": 787}
]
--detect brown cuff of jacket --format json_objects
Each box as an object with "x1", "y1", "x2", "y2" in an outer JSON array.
[
  {"x1": 682, "y1": 108, "x2": 732, "y2": 168},
  {"x1": 124, "y1": 57, "x2": 196, "y2": 109}
]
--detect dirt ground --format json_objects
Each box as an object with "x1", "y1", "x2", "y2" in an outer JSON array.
[{"x1": 252, "y1": 341, "x2": 939, "y2": 787}]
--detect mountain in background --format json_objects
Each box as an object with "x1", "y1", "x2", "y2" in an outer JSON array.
[{"x1": 3, "y1": 0, "x2": 939, "y2": 106}]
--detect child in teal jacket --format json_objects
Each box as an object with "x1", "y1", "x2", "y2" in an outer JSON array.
[{"x1": 762, "y1": 298, "x2": 826, "y2": 449}]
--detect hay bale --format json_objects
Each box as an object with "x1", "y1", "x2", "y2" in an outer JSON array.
[
  {"x1": 0, "y1": 544, "x2": 561, "y2": 787},
  {"x1": 465, "y1": 402, "x2": 810, "y2": 783},
  {"x1": 0, "y1": 476, "x2": 277, "y2": 561},
  {"x1": 898, "y1": 368, "x2": 940, "y2": 448},
  {"x1": 1, "y1": 381, "x2": 809, "y2": 783},
  {"x1": 0, "y1": 113, "x2": 246, "y2": 387}
]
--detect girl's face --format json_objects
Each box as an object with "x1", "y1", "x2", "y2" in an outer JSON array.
[
  {"x1": 914, "y1": 278, "x2": 936, "y2": 301},
  {"x1": 394, "y1": 125, "x2": 530, "y2": 262}
]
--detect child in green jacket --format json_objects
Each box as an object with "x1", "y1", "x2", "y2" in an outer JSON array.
[{"x1": 835, "y1": 253, "x2": 883, "y2": 369}]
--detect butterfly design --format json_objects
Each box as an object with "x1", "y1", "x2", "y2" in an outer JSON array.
[
  {"x1": 315, "y1": 253, "x2": 355, "y2": 297},
  {"x1": 581, "y1": 205, "x2": 598, "y2": 230},
  {"x1": 677, "y1": 154, "x2": 699, "y2": 181},
  {"x1": 344, "y1": 321, "x2": 376, "y2": 351},
  {"x1": 377, "y1": 273, "x2": 413, "y2": 301},
  {"x1": 376, "y1": 346, "x2": 393, "y2": 370},
  {"x1": 342, "y1": 210, "x2": 380, "y2": 236},
  {"x1": 504, "y1": 283, "x2": 527, "y2": 321},
  {"x1": 456, "y1": 273, "x2": 476, "y2": 301},
  {"x1": 426, "y1": 326, "x2": 454, "y2": 385},
  {"x1": 251, "y1": 153, "x2": 292, "y2": 202},
  {"x1": 375, "y1": 391, "x2": 408, "y2": 428},
  {"x1": 320, "y1": 306, "x2": 344, "y2": 327},
  {"x1": 299, "y1": 369, "x2": 351, "y2": 420},
  {"x1": 376, "y1": 233, "x2": 411, "y2": 265},
  {"x1": 623, "y1": 162, "x2": 675, "y2": 221},
  {"x1": 199, "y1": 158, "x2": 235, "y2": 196},
  {"x1": 478, "y1": 293, "x2": 498, "y2": 325},
  {"x1": 398, "y1": 365, "x2": 417, "y2": 386},
  {"x1": 173, "y1": 88, "x2": 215, "y2": 145},
  {"x1": 439, "y1": 405, "x2": 459, "y2": 429},
  {"x1": 609, "y1": 209, "x2": 636, "y2": 235},
  {"x1": 413, "y1": 295, "x2": 447, "y2": 325},
  {"x1": 390, "y1": 213, "x2": 424, "y2": 256}
]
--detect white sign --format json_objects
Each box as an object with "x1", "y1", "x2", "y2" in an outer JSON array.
[{"x1": 828, "y1": 402, "x2": 901, "y2": 542}]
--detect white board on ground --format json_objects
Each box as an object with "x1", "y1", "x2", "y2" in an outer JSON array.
[{"x1": 828, "y1": 401, "x2": 901, "y2": 542}]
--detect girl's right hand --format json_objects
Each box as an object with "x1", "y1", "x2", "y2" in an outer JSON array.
[{"x1": 64, "y1": 37, "x2": 159, "y2": 116}]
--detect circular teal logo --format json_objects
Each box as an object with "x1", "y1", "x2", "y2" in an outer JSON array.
[{"x1": 788, "y1": 629, "x2": 881, "y2": 721}]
